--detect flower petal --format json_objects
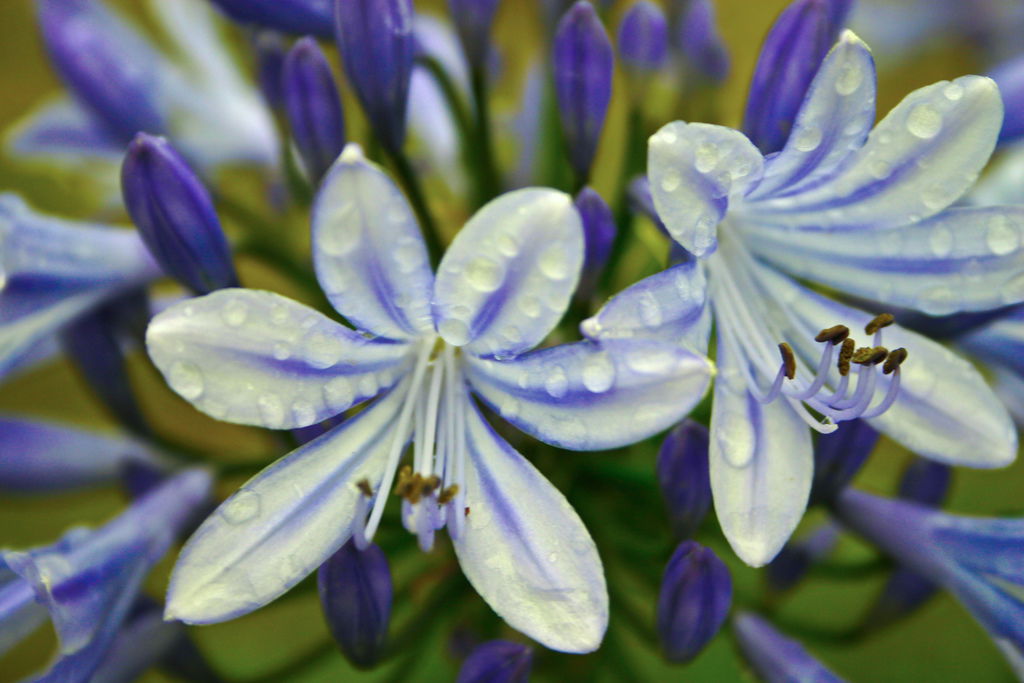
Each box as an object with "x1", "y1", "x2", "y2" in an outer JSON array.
[
  {"x1": 453, "y1": 399, "x2": 607, "y2": 653},
  {"x1": 0, "y1": 416, "x2": 161, "y2": 493},
  {"x1": 464, "y1": 339, "x2": 713, "y2": 450},
  {"x1": 709, "y1": 337, "x2": 813, "y2": 567},
  {"x1": 311, "y1": 145, "x2": 435, "y2": 340},
  {"x1": 433, "y1": 189, "x2": 583, "y2": 357},
  {"x1": 749, "y1": 31, "x2": 877, "y2": 200},
  {"x1": 755, "y1": 264, "x2": 1017, "y2": 468},
  {"x1": 5, "y1": 97, "x2": 122, "y2": 162},
  {"x1": 744, "y1": 206, "x2": 1024, "y2": 315},
  {"x1": 750, "y1": 75, "x2": 1003, "y2": 229},
  {"x1": 165, "y1": 385, "x2": 408, "y2": 624},
  {"x1": 146, "y1": 289, "x2": 412, "y2": 429},
  {"x1": 580, "y1": 260, "x2": 711, "y2": 354},
  {"x1": 648, "y1": 121, "x2": 764, "y2": 257}
]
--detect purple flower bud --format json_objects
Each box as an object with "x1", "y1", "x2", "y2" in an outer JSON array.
[
  {"x1": 733, "y1": 612, "x2": 844, "y2": 682},
  {"x1": 457, "y1": 640, "x2": 533, "y2": 683},
  {"x1": 897, "y1": 459, "x2": 952, "y2": 508},
  {"x1": 283, "y1": 37, "x2": 347, "y2": 184},
  {"x1": 618, "y1": 1, "x2": 669, "y2": 74},
  {"x1": 656, "y1": 420, "x2": 712, "y2": 539},
  {"x1": 318, "y1": 540, "x2": 392, "y2": 668},
  {"x1": 448, "y1": 0, "x2": 501, "y2": 66},
  {"x1": 37, "y1": 0, "x2": 165, "y2": 143},
  {"x1": 254, "y1": 31, "x2": 290, "y2": 110},
  {"x1": 335, "y1": 0, "x2": 415, "y2": 154},
  {"x1": 676, "y1": 0, "x2": 730, "y2": 83},
  {"x1": 573, "y1": 187, "x2": 616, "y2": 301},
  {"x1": 743, "y1": 0, "x2": 850, "y2": 154},
  {"x1": 121, "y1": 134, "x2": 238, "y2": 294},
  {"x1": 989, "y1": 54, "x2": 1024, "y2": 144},
  {"x1": 809, "y1": 419, "x2": 878, "y2": 506},
  {"x1": 553, "y1": 1, "x2": 614, "y2": 180},
  {"x1": 208, "y1": 0, "x2": 334, "y2": 37},
  {"x1": 657, "y1": 541, "x2": 732, "y2": 662},
  {"x1": 765, "y1": 523, "x2": 840, "y2": 593}
]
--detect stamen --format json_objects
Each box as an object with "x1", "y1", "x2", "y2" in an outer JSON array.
[
  {"x1": 438, "y1": 484, "x2": 459, "y2": 505},
  {"x1": 865, "y1": 313, "x2": 894, "y2": 335},
  {"x1": 837, "y1": 338, "x2": 855, "y2": 376},
  {"x1": 357, "y1": 479, "x2": 373, "y2": 498},
  {"x1": 883, "y1": 347, "x2": 908, "y2": 375},
  {"x1": 852, "y1": 346, "x2": 888, "y2": 366},
  {"x1": 778, "y1": 343, "x2": 796, "y2": 380},
  {"x1": 815, "y1": 325, "x2": 850, "y2": 344}
]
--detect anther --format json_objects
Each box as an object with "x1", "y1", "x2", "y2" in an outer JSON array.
[
  {"x1": 438, "y1": 484, "x2": 460, "y2": 505},
  {"x1": 393, "y1": 465, "x2": 413, "y2": 497},
  {"x1": 815, "y1": 325, "x2": 850, "y2": 344},
  {"x1": 837, "y1": 338, "x2": 855, "y2": 376},
  {"x1": 778, "y1": 343, "x2": 796, "y2": 380},
  {"x1": 865, "y1": 313, "x2": 894, "y2": 335},
  {"x1": 883, "y1": 347, "x2": 908, "y2": 375},
  {"x1": 357, "y1": 479, "x2": 373, "y2": 498},
  {"x1": 422, "y1": 475, "x2": 441, "y2": 496},
  {"x1": 852, "y1": 346, "x2": 888, "y2": 366}
]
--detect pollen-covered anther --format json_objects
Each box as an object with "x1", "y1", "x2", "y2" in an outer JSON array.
[
  {"x1": 393, "y1": 465, "x2": 414, "y2": 498},
  {"x1": 883, "y1": 347, "x2": 908, "y2": 375},
  {"x1": 865, "y1": 313, "x2": 895, "y2": 335},
  {"x1": 437, "y1": 484, "x2": 460, "y2": 505},
  {"x1": 778, "y1": 342, "x2": 796, "y2": 380},
  {"x1": 837, "y1": 338, "x2": 855, "y2": 376},
  {"x1": 852, "y1": 346, "x2": 888, "y2": 366},
  {"x1": 357, "y1": 478, "x2": 373, "y2": 498},
  {"x1": 814, "y1": 325, "x2": 850, "y2": 344}
]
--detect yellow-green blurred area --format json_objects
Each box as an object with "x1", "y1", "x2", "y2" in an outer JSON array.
[{"x1": 0, "y1": 0, "x2": 1019, "y2": 681}]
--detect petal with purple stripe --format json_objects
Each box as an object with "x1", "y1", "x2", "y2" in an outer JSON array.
[{"x1": 146, "y1": 289, "x2": 412, "y2": 429}]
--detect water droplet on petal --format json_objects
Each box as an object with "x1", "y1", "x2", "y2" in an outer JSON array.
[
  {"x1": 221, "y1": 299, "x2": 248, "y2": 327},
  {"x1": 291, "y1": 400, "x2": 316, "y2": 425},
  {"x1": 581, "y1": 352, "x2": 616, "y2": 393},
  {"x1": 439, "y1": 318, "x2": 471, "y2": 346},
  {"x1": 906, "y1": 104, "x2": 942, "y2": 139},
  {"x1": 716, "y1": 411, "x2": 755, "y2": 468},
  {"x1": 792, "y1": 126, "x2": 822, "y2": 152},
  {"x1": 943, "y1": 83, "x2": 964, "y2": 101},
  {"x1": 168, "y1": 361, "x2": 204, "y2": 400},
  {"x1": 986, "y1": 215, "x2": 1019, "y2": 256},
  {"x1": 538, "y1": 245, "x2": 571, "y2": 280},
  {"x1": 304, "y1": 333, "x2": 344, "y2": 369},
  {"x1": 518, "y1": 294, "x2": 543, "y2": 318},
  {"x1": 928, "y1": 226, "x2": 953, "y2": 257},
  {"x1": 465, "y1": 258, "x2": 504, "y2": 292},
  {"x1": 835, "y1": 61, "x2": 864, "y2": 95},
  {"x1": 694, "y1": 142, "x2": 719, "y2": 173},
  {"x1": 626, "y1": 347, "x2": 678, "y2": 374},
  {"x1": 639, "y1": 292, "x2": 663, "y2": 328},
  {"x1": 497, "y1": 234, "x2": 520, "y2": 257},
  {"x1": 319, "y1": 204, "x2": 360, "y2": 255},
  {"x1": 660, "y1": 169, "x2": 682, "y2": 192},
  {"x1": 221, "y1": 490, "x2": 261, "y2": 524},
  {"x1": 257, "y1": 394, "x2": 285, "y2": 427},
  {"x1": 545, "y1": 366, "x2": 569, "y2": 398}
]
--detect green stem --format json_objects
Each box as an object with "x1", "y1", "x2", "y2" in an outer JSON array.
[
  {"x1": 385, "y1": 146, "x2": 445, "y2": 266},
  {"x1": 470, "y1": 66, "x2": 502, "y2": 204}
]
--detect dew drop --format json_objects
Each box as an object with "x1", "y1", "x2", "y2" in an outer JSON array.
[
  {"x1": 439, "y1": 318, "x2": 471, "y2": 346},
  {"x1": 716, "y1": 411, "x2": 755, "y2": 468},
  {"x1": 835, "y1": 61, "x2": 863, "y2": 95},
  {"x1": 694, "y1": 142, "x2": 719, "y2": 173},
  {"x1": 168, "y1": 361, "x2": 204, "y2": 400},
  {"x1": 626, "y1": 347, "x2": 677, "y2": 374},
  {"x1": 518, "y1": 295, "x2": 543, "y2": 318},
  {"x1": 270, "y1": 304, "x2": 290, "y2": 325},
  {"x1": 221, "y1": 299, "x2": 248, "y2": 327},
  {"x1": 917, "y1": 285, "x2": 957, "y2": 315},
  {"x1": 943, "y1": 83, "x2": 964, "y2": 101},
  {"x1": 906, "y1": 104, "x2": 942, "y2": 139},
  {"x1": 393, "y1": 238, "x2": 423, "y2": 273},
  {"x1": 272, "y1": 342, "x2": 292, "y2": 361},
  {"x1": 319, "y1": 204, "x2": 361, "y2": 256},
  {"x1": 869, "y1": 159, "x2": 893, "y2": 180},
  {"x1": 358, "y1": 374, "x2": 379, "y2": 397},
  {"x1": 544, "y1": 366, "x2": 569, "y2": 398},
  {"x1": 221, "y1": 490, "x2": 261, "y2": 524},
  {"x1": 291, "y1": 399, "x2": 316, "y2": 425},
  {"x1": 257, "y1": 394, "x2": 285, "y2": 427},
  {"x1": 304, "y1": 333, "x2": 344, "y2": 369},
  {"x1": 499, "y1": 396, "x2": 521, "y2": 418},
  {"x1": 497, "y1": 233, "x2": 520, "y2": 257},
  {"x1": 928, "y1": 226, "x2": 954, "y2": 257},
  {"x1": 639, "y1": 292, "x2": 663, "y2": 328},
  {"x1": 538, "y1": 245, "x2": 571, "y2": 280},
  {"x1": 1002, "y1": 273, "x2": 1024, "y2": 304},
  {"x1": 581, "y1": 352, "x2": 615, "y2": 393},
  {"x1": 658, "y1": 128, "x2": 678, "y2": 145},
  {"x1": 660, "y1": 169, "x2": 682, "y2": 192},
  {"x1": 793, "y1": 126, "x2": 822, "y2": 152},
  {"x1": 466, "y1": 258, "x2": 504, "y2": 292},
  {"x1": 986, "y1": 215, "x2": 1019, "y2": 256}
]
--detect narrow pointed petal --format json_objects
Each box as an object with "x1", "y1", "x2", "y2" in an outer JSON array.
[
  {"x1": 206, "y1": 0, "x2": 333, "y2": 37},
  {"x1": 146, "y1": 289, "x2": 412, "y2": 429},
  {"x1": 756, "y1": 265, "x2": 1017, "y2": 468},
  {"x1": 745, "y1": 206, "x2": 1024, "y2": 316},
  {"x1": 648, "y1": 122, "x2": 764, "y2": 257},
  {"x1": 5, "y1": 97, "x2": 121, "y2": 162},
  {"x1": 282, "y1": 37, "x2": 347, "y2": 184},
  {"x1": 464, "y1": 339, "x2": 713, "y2": 450},
  {"x1": 618, "y1": 1, "x2": 669, "y2": 76},
  {"x1": 734, "y1": 612, "x2": 845, "y2": 683},
  {"x1": 581, "y1": 260, "x2": 710, "y2": 354},
  {"x1": 311, "y1": 144, "x2": 435, "y2": 340},
  {"x1": 0, "y1": 195, "x2": 159, "y2": 380},
  {"x1": 165, "y1": 386, "x2": 408, "y2": 624},
  {"x1": 750, "y1": 31, "x2": 876, "y2": 200},
  {"x1": 0, "y1": 416, "x2": 161, "y2": 493},
  {"x1": 453, "y1": 399, "x2": 607, "y2": 653},
  {"x1": 458, "y1": 640, "x2": 533, "y2": 683},
  {"x1": 751, "y1": 76, "x2": 1003, "y2": 230},
  {"x1": 676, "y1": 0, "x2": 730, "y2": 84},
  {"x1": 710, "y1": 338, "x2": 813, "y2": 567},
  {"x1": 433, "y1": 189, "x2": 583, "y2": 357}
]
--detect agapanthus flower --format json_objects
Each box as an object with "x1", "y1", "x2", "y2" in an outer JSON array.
[
  {"x1": 9, "y1": 0, "x2": 277, "y2": 178},
  {"x1": 144, "y1": 144, "x2": 713, "y2": 652},
  {"x1": 584, "y1": 31, "x2": 1021, "y2": 565},
  {"x1": 0, "y1": 194, "x2": 161, "y2": 381},
  {"x1": 0, "y1": 468, "x2": 211, "y2": 681}
]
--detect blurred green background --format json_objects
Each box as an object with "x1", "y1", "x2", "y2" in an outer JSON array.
[{"x1": 0, "y1": 0, "x2": 1019, "y2": 681}]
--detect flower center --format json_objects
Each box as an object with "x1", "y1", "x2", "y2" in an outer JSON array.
[{"x1": 353, "y1": 337, "x2": 468, "y2": 552}]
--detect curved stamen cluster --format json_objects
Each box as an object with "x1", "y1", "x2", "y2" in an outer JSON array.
[
  {"x1": 353, "y1": 339, "x2": 469, "y2": 553},
  {"x1": 755, "y1": 314, "x2": 908, "y2": 428}
]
